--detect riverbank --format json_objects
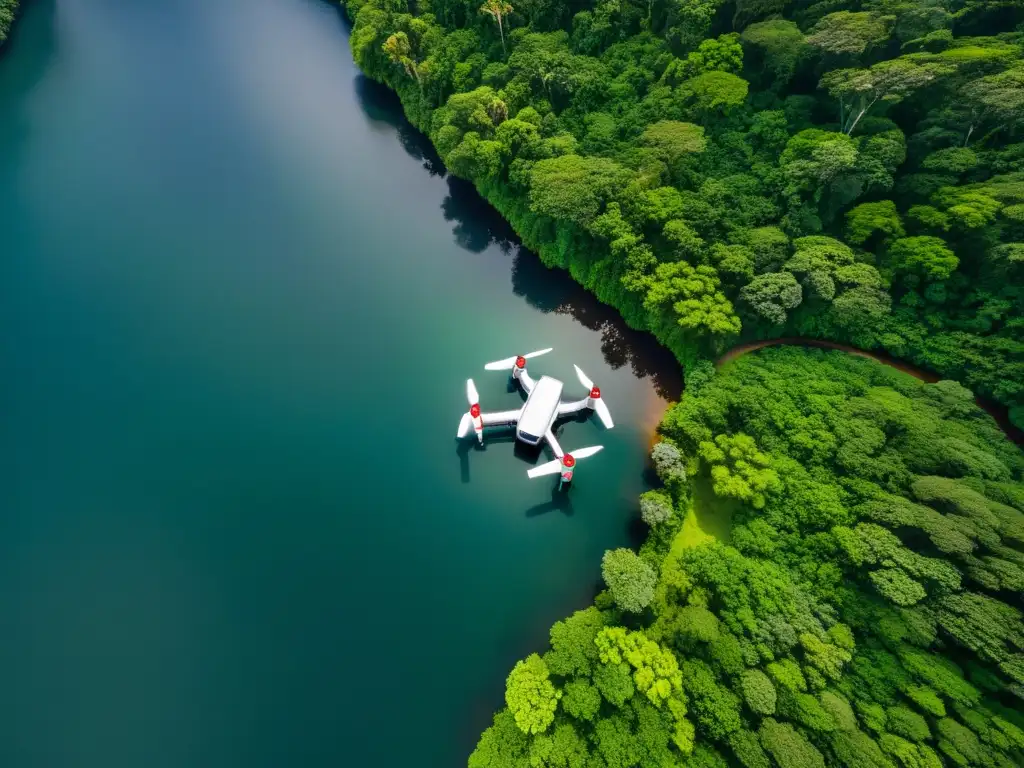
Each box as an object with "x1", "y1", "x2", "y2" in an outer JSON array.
[
  {"x1": 339, "y1": 0, "x2": 1023, "y2": 439},
  {"x1": 0, "y1": 0, "x2": 19, "y2": 47}
]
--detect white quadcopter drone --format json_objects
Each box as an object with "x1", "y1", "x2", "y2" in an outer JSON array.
[{"x1": 455, "y1": 348, "x2": 614, "y2": 486}]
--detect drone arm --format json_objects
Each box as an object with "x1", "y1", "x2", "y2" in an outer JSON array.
[
  {"x1": 480, "y1": 409, "x2": 522, "y2": 428},
  {"x1": 516, "y1": 369, "x2": 536, "y2": 395},
  {"x1": 557, "y1": 397, "x2": 591, "y2": 416},
  {"x1": 544, "y1": 429, "x2": 564, "y2": 459}
]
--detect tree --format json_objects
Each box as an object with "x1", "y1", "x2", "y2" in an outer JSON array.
[
  {"x1": 546, "y1": 607, "x2": 605, "y2": 677},
  {"x1": 682, "y1": 659, "x2": 742, "y2": 739},
  {"x1": 922, "y1": 148, "x2": 978, "y2": 174},
  {"x1": 806, "y1": 11, "x2": 893, "y2": 57},
  {"x1": 961, "y1": 68, "x2": 1024, "y2": 146},
  {"x1": 820, "y1": 59, "x2": 954, "y2": 135},
  {"x1": 640, "y1": 489, "x2": 674, "y2": 525},
  {"x1": 469, "y1": 710, "x2": 530, "y2": 768},
  {"x1": 594, "y1": 661, "x2": 636, "y2": 706},
  {"x1": 888, "y1": 236, "x2": 958, "y2": 281},
  {"x1": 741, "y1": 20, "x2": 808, "y2": 87},
  {"x1": 529, "y1": 723, "x2": 589, "y2": 767},
  {"x1": 799, "y1": 632, "x2": 852, "y2": 681},
  {"x1": 758, "y1": 718, "x2": 826, "y2": 768},
  {"x1": 644, "y1": 263, "x2": 742, "y2": 338},
  {"x1": 601, "y1": 549, "x2": 657, "y2": 613},
  {"x1": 741, "y1": 669, "x2": 778, "y2": 715},
  {"x1": 846, "y1": 201, "x2": 905, "y2": 245},
  {"x1": 592, "y1": 714, "x2": 643, "y2": 767},
  {"x1": 505, "y1": 653, "x2": 560, "y2": 735},
  {"x1": 886, "y1": 705, "x2": 931, "y2": 743},
  {"x1": 561, "y1": 679, "x2": 602, "y2": 722},
  {"x1": 479, "y1": 0, "x2": 513, "y2": 54},
  {"x1": 595, "y1": 628, "x2": 685, "y2": 706},
  {"x1": 529, "y1": 155, "x2": 631, "y2": 227},
  {"x1": 384, "y1": 32, "x2": 423, "y2": 88},
  {"x1": 651, "y1": 440, "x2": 688, "y2": 489},
  {"x1": 698, "y1": 433, "x2": 781, "y2": 509},
  {"x1": 641, "y1": 121, "x2": 707, "y2": 161},
  {"x1": 679, "y1": 71, "x2": 750, "y2": 119},
  {"x1": 780, "y1": 130, "x2": 859, "y2": 196},
  {"x1": 741, "y1": 272, "x2": 803, "y2": 324}
]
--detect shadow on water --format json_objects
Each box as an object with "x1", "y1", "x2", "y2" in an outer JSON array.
[
  {"x1": 525, "y1": 485, "x2": 575, "y2": 518},
  {"x1": 354, "y1": 75, "x2": 445, "y2": 177},
  {"x1": 352, "y1": 74, "x2": 684, "y2": 402}
]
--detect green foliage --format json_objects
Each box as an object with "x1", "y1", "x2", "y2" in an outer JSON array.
[
  {"x1": 345, "y1": 0, "x2": 1024, "y2": 419},
  {"x1": 468, "y1": 348, "x2": 1022, "y2": 768},
  {"x1": 846, "y1": 201, "x2": 905, "y2": 246},
  {"x1": 740, "y1": 669, "x2": 777, "y2": 715},
  {"x1": 345, "y1": 0, "x2": 1024, "y2": 761},
  {"x1": 528, "y1": 155, "x2": 630, "y2": 227},
  {"x1": 0, "y1": 0, "x2": 18, "y2": 46},
  {"x1": 560, "y1": 679, "x2": 601, "y2": 722},
  {"x1": 651, "y1": 440, "x2": 688, "y2": 492},
  {"x1": 682, "y1": 658, "x2": 742, "y2": 739},
  {"x1": 641, "y1": 121, "x2": 707, "y2": 161},
  {"x1": 506, "y1": 654, "x2": 561, "y2": 735},
  {"x1": 887, "y1": 236, "x2": 958, "y2": 281},
  {"x1": 601, "y1": 548, "x2": 657, "y2": 613},
  {"x1": 886, "y1": 705, "x2": 930, "y2": 743},
  {"x1": 593, "y1": 661, "x2": 635, "y2": 706},
  {"x1": 759, "y1": 718, "x2": 826, "y2": 768},
  {"x1": 595, "y1": 627, "x2": 685, "y2": 706},
  {"x1": 697, "y1": 433, "x2": 781, "y2": 509},
  {"x1": 469, "y1": 710, "x2": 531, "y2": 768},
  {"x1": 741, "y1": 272, "x2": 803, "y2": 325},
  {"x1": 545, "y1": 607, "x2": 605, "y2": 677},
  {"x1": 640, "y1": 489, "x2": 675, "y2": 526}
]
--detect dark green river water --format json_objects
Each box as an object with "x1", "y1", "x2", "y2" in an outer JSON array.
[{"x1": 0, "y1": 1, "x2": 681, "y2": 765}]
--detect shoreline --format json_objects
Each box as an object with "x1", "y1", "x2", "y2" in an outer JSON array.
[{"x1": 336, "y1": 2, "x2": 1022, "y2": 451}]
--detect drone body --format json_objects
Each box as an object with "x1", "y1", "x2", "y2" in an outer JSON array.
[{"x1": 456, "y1": 348, "x2": 614, "y2": 485}]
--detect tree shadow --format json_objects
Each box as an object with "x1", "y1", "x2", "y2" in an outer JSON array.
[
  {"x1": 441, "y1": 175, "x2": 519, "y2": 255},
  {"x1": 352, "y1": 75, "x2": 445, "y2": 176}
]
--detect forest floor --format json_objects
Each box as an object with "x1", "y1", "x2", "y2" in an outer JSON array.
[{"x1": 669, "y1": 475, "x2": 734, "y2": 557}]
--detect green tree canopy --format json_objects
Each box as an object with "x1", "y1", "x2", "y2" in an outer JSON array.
[{"x1": 602, "y1": 548, "x2": 658, "y2": 613}]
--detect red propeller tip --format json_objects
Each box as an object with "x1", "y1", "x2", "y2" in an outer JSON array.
[
  {"x1": 470, "y1": 404, "x2": 481, "y2": 418},
  {"x1": 563, "y1": 454, "x2": 575, "y2": 468},
  {"x1": 515, "y1": 356, "x2": 526, "y2": 369},
  {"x1": 590, "y1": 386, "x2": 601, "y2": 399}
]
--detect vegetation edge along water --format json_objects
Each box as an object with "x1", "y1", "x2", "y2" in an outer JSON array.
[
  {"x1": 0, "y1": 0, "x2": 19, "y2": 48},
  {"x1": 333, "y1": 0, "x2": 1024, "y2": 766},
  {"x1": 339, "y1": 0, "x2": 1024, "y2": 427}
]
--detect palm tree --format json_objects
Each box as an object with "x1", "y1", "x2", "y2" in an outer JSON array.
[{"x1": 479, "y1": 0, "x2": 513, "y2": 55}]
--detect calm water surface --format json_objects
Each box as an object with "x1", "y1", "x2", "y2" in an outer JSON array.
[{"x1": 0, "y1": 1, "x2": 681, "y2": 766}]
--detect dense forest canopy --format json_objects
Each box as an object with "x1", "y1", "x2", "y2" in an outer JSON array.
[
  {"x1": 471, "y1": 348, "x2": 1024, "y2": 768},
  {"x1": 343, "y1": 0, "x2": 1024, "y2": 426}
]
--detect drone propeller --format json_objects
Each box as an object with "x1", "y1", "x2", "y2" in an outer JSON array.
[
  {"x1": 527, "y1": 446, "x2": 604, "y2": 479},
  {"x1": 573, "y1": 365, "x2": 614, "y2": 429},
  {"x1": 456, "y1": 378, "x2": 485, "y2": 443},
  {"x1": 484, "y1": 347, "x2": 553, "y2": 371}
]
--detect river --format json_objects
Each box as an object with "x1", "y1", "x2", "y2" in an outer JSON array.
[{"x1": 0, "y1": 1, "x2": 682, "y2": 766}]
